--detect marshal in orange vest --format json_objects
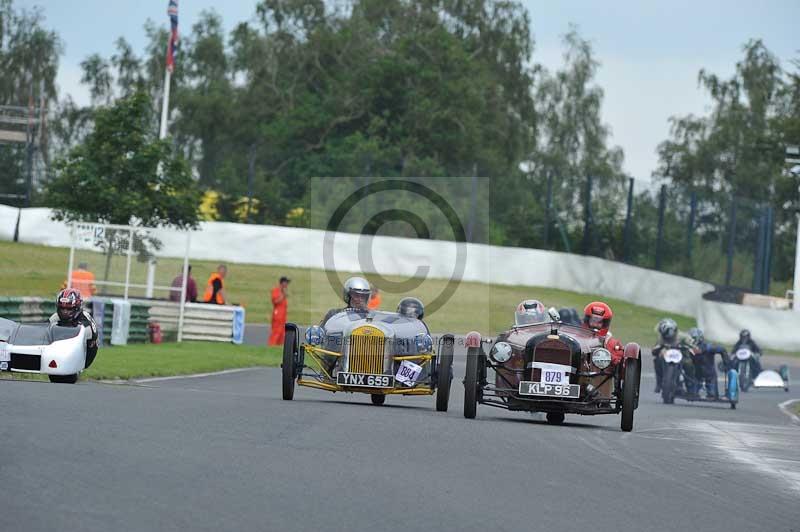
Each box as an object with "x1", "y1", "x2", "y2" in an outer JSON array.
[{"x1": 203, "y1": 265, "x2": 228, "y2": 304}]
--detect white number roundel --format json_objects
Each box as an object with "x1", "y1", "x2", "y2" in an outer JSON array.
[
  {"x1": 736, "y1": 348, "x2": 752, "y2": 361},
  {"x1": 664, "y1": 348, "x2": 683, "y2": 363}
]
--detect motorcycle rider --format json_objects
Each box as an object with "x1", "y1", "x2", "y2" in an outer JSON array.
[
  {"x1": 652, "y1": 318, "x2": 698, "y2": 396},
  {"x1": 687, "y1": 327, "x2": 728, "y2": 399},
  {"x1": 731, "y1": 329, "x2": 763, "y2": 376},
  {"x1": 514, "y1": 299, "x2": 546, "y2": 326},
  {"x1": 320, "y1": 276, "x2": 372, "y2": 326},
  {"x1": 48, "y1": 288, "x2": 99, "y2": 368}
]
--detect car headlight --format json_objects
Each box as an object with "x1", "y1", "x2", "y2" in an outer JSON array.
[
  {"x1": 490, "y1": 341, "x2": 513, "y2": 363},
  {"x1": 591, "y1": 348, "x2": 612, "y2": 369},
  {"x1": 305, "y1": 325, "x2": 325, "y2": 346},
  {"x1": 415, "y1": 333, "x2": 433, "y2": 353}
]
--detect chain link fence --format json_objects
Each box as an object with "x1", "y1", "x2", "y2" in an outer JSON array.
[{"x1": 523, "y1": 175, "x2": 791, "y2": 297}]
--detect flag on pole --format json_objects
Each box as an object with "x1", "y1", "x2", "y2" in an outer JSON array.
[{"x1": 166, "y1": 0, "x2": 179, "y2": 73}]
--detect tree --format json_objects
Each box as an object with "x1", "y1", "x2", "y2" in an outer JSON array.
[
  {"x1": 47, "y1": 91, "x2": 199, "y2": 227},
  {"x1": 655, "y1": 40, "x2": 800, "y2": 284},
  {"x1": 46, "y1": 91, "x2": 200, "y2": 282},
  {"x1": 0, "y1": 0, "x2": 61, "y2": 200},
  {"x1": 494, "y1": 26, "x2": 627, "y2": 252}
]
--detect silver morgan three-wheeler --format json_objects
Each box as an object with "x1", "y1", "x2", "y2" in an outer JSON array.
[{"x1": 281, "y1": 298, "x2": 454, "y2": 410}]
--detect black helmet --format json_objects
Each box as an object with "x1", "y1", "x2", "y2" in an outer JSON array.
[
  {"x1": 739, "y1": 329, "x2": 751, "y2": 341},
  {"x1": 688, "y1": 327, "x2": 704, "y2": 346},
  {"x1": 397, "y1": 297, "x2": 424, "y2": 319},
  {"x1": 657, "y1": 318, "x2": 678, "y2": 343}
]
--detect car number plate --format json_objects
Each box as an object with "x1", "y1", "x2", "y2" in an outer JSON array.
[
  {"x1": 518, "y1": 381, "x2": 580, "y2": 398},
  {"x1": 337, "y1": 372, "x2": 394, "y2": 388},
  {"x1": 0, "y1": 346, "x2": 9, "y2": 363}
]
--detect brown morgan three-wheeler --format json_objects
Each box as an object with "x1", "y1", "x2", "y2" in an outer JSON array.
[{"x1": 462, "y1": 309, "x2": 642, "y2": 432}]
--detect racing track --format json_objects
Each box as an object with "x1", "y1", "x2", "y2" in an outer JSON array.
[{"x1": 1, "y1": 348, "x2": 799, "y2": 532}]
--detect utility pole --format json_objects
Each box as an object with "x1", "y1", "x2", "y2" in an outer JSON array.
[{"x1": 787, "y1": 145, "x2": 800, "y2": 312}]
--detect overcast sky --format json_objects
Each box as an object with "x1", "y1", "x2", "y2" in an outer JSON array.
[{"x1": 20, "y1": 0, "x2": 800, "y2": 179}]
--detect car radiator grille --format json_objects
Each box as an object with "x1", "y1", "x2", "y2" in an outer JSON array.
[
  {"x1": 348, "y1": 326, "x2": 385, "y2": 374},
  {"x1": 531, "y1": 339, "x2": 572, "y2": 381}
]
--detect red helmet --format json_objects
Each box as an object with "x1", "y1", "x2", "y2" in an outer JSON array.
[
  {"x1": 56, "y1": 288, "x2": 83, "y2": 322},
  {"x1": 583, "y1": 302, "x2": 612, "y2": 336}
]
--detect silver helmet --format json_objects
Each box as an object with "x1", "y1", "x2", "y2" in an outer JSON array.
[{"x1": 342, "y1": 276, "x2": 371, "y2": 309}]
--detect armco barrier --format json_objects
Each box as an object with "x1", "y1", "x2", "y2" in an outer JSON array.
[
  {"x1": 0, "y1": 297, "x2": 51, "y2": 323},
  {"x1": 136, "y1": 299, "x2": 245, "y2": 343},
  {"x1": 0, "y1": 295, "x2": 242, "y2": 344}
]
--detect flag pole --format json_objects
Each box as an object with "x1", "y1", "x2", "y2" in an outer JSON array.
[
  {"x1": 159, "y1": 66, "x2": 171, "y2": 140},
  {"x1": 160, "y1": 0, "x2": 178, "y2": 141}
]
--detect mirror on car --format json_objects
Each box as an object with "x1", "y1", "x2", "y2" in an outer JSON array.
[{"x1": 547, "y1": 307, "x2": 561, "y2": 322}]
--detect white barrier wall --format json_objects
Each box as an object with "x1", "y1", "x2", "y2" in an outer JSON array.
[
  {"x1": 0, "y1": 205, "x2": 19, "y2": 241},
  {"x1": 7, "y1": 207, "x2": 713, "y2": 316},
  {"x1": 697, "y1": 299, "x2": 800, "y2": 352}
]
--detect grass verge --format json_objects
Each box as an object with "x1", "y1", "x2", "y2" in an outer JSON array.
[
  {"x1": 1, "y1": 342, "x2": 281, "y2": 382},
  {"x1": 0, "y1": 240, "x2": 693, "y2": 346}
]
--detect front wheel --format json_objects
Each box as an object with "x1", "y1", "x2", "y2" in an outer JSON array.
[
  {"x1": 281, "y1": 328, "x2": 297, "y2": 401},
  {"x1": 546, "y1": 412, "x2": 565, "y2": 425},
  {"x1": 739, "y1": 363, "x2": 751, "y2": 392},
  {"x1": 661, "y1": 363, "x2": 676, "y2": 404},
  {"x1": 435, "y1": 336, "x2": 454, "y2": 412},
  {"x1": 370, "y1": 394, "x2": 386, "y2": 406},
  {"x1": 49, "y1": 374, "x2": 78, "y2": 384},
  {"x1": 463, "y1": 346, "x2": 481, "y2": 419},
  {"x1": 621, "y1": 358, "x2": 639, "y2": 432}
]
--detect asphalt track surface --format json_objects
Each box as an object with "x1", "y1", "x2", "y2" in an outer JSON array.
[{"x1": 2, "y1": 350, "x2": 799, "y2": 532}]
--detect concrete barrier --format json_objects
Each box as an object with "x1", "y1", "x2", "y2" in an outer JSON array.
[{"x1": 697, "y1": 298, "x2": 800, "y2": 352}]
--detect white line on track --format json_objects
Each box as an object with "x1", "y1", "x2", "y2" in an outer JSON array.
[
  {"x1": 684, "y1": 419, "x2": 800, "y2": 495},
  {"x1": 128, "y1": 367, "x2": 263, "y2": 384},
  {"x1": 778, "y1": 398, "x2": 800, "y2": 425}
]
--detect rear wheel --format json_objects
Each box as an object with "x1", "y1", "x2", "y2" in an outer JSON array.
[
  {"x1": 370, "y1": 394, "x2": 386, "y2": 406},
  {"x1": 661, "y1": 364, "x2": 676, "y2": 404},
  {"x1": 48, "y1": 374, "x2": 78, "y2": 384},
  {"x1": 435, "y1": 336, "x2": 454, "y2": 412},
  {"x1": 463, "y1": 346, "x2": 481, "y2": 419},
  {"x1": 621, "y1": 358, "x2": 639, "y2": 432},
  {"x1": 281, "y1": 328, "x2": 297, "y2": 401},
  {"x1": 546, "y1": 412, "x2": 565, "y2": 425}
]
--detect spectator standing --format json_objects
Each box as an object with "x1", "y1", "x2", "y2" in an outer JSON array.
[
  {"x1": 269, "y1": 276, "x2": 290, "y2": 345},
  {"x1": 64, "y1": 262, "x2": 97, "y2": 299},
  {"x1": 203, "y1": 264, "x2": 228, "y2": 305},
  {"x1": 169, "y1": 265, "x2": 198, "y2": 302}
]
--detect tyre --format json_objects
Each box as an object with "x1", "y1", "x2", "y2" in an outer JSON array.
[
  {"x1": 370, "y1": 394, "x2": 386, "y2": 406},
  {"x1": 546, "y1": 412, "x2": 565, "y2": 425},
  {"x1": 49, "y1": 374, "x2": 78, "y2": 384},
  {"x1": 435, "y1": 336, "x2": 454, "y2": 412},
  {"x1": 726, "y1": 368, "x2": 739, "y2": 407},
  {"x1": 661, "y1": 364, "x2": 676, "y2": 404},
  {"x1": 739, "y1": 363, "x2": 751, "y2": 392},
  {"x1": 621, "y1": 358, "x2": 639, "y2": 432},
  {"x1": 281, "y1": 327, "x2": 297, "y2": 401},
  {"x1": 463, "y1": 346, "x2": 481, "y2": 419}
]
